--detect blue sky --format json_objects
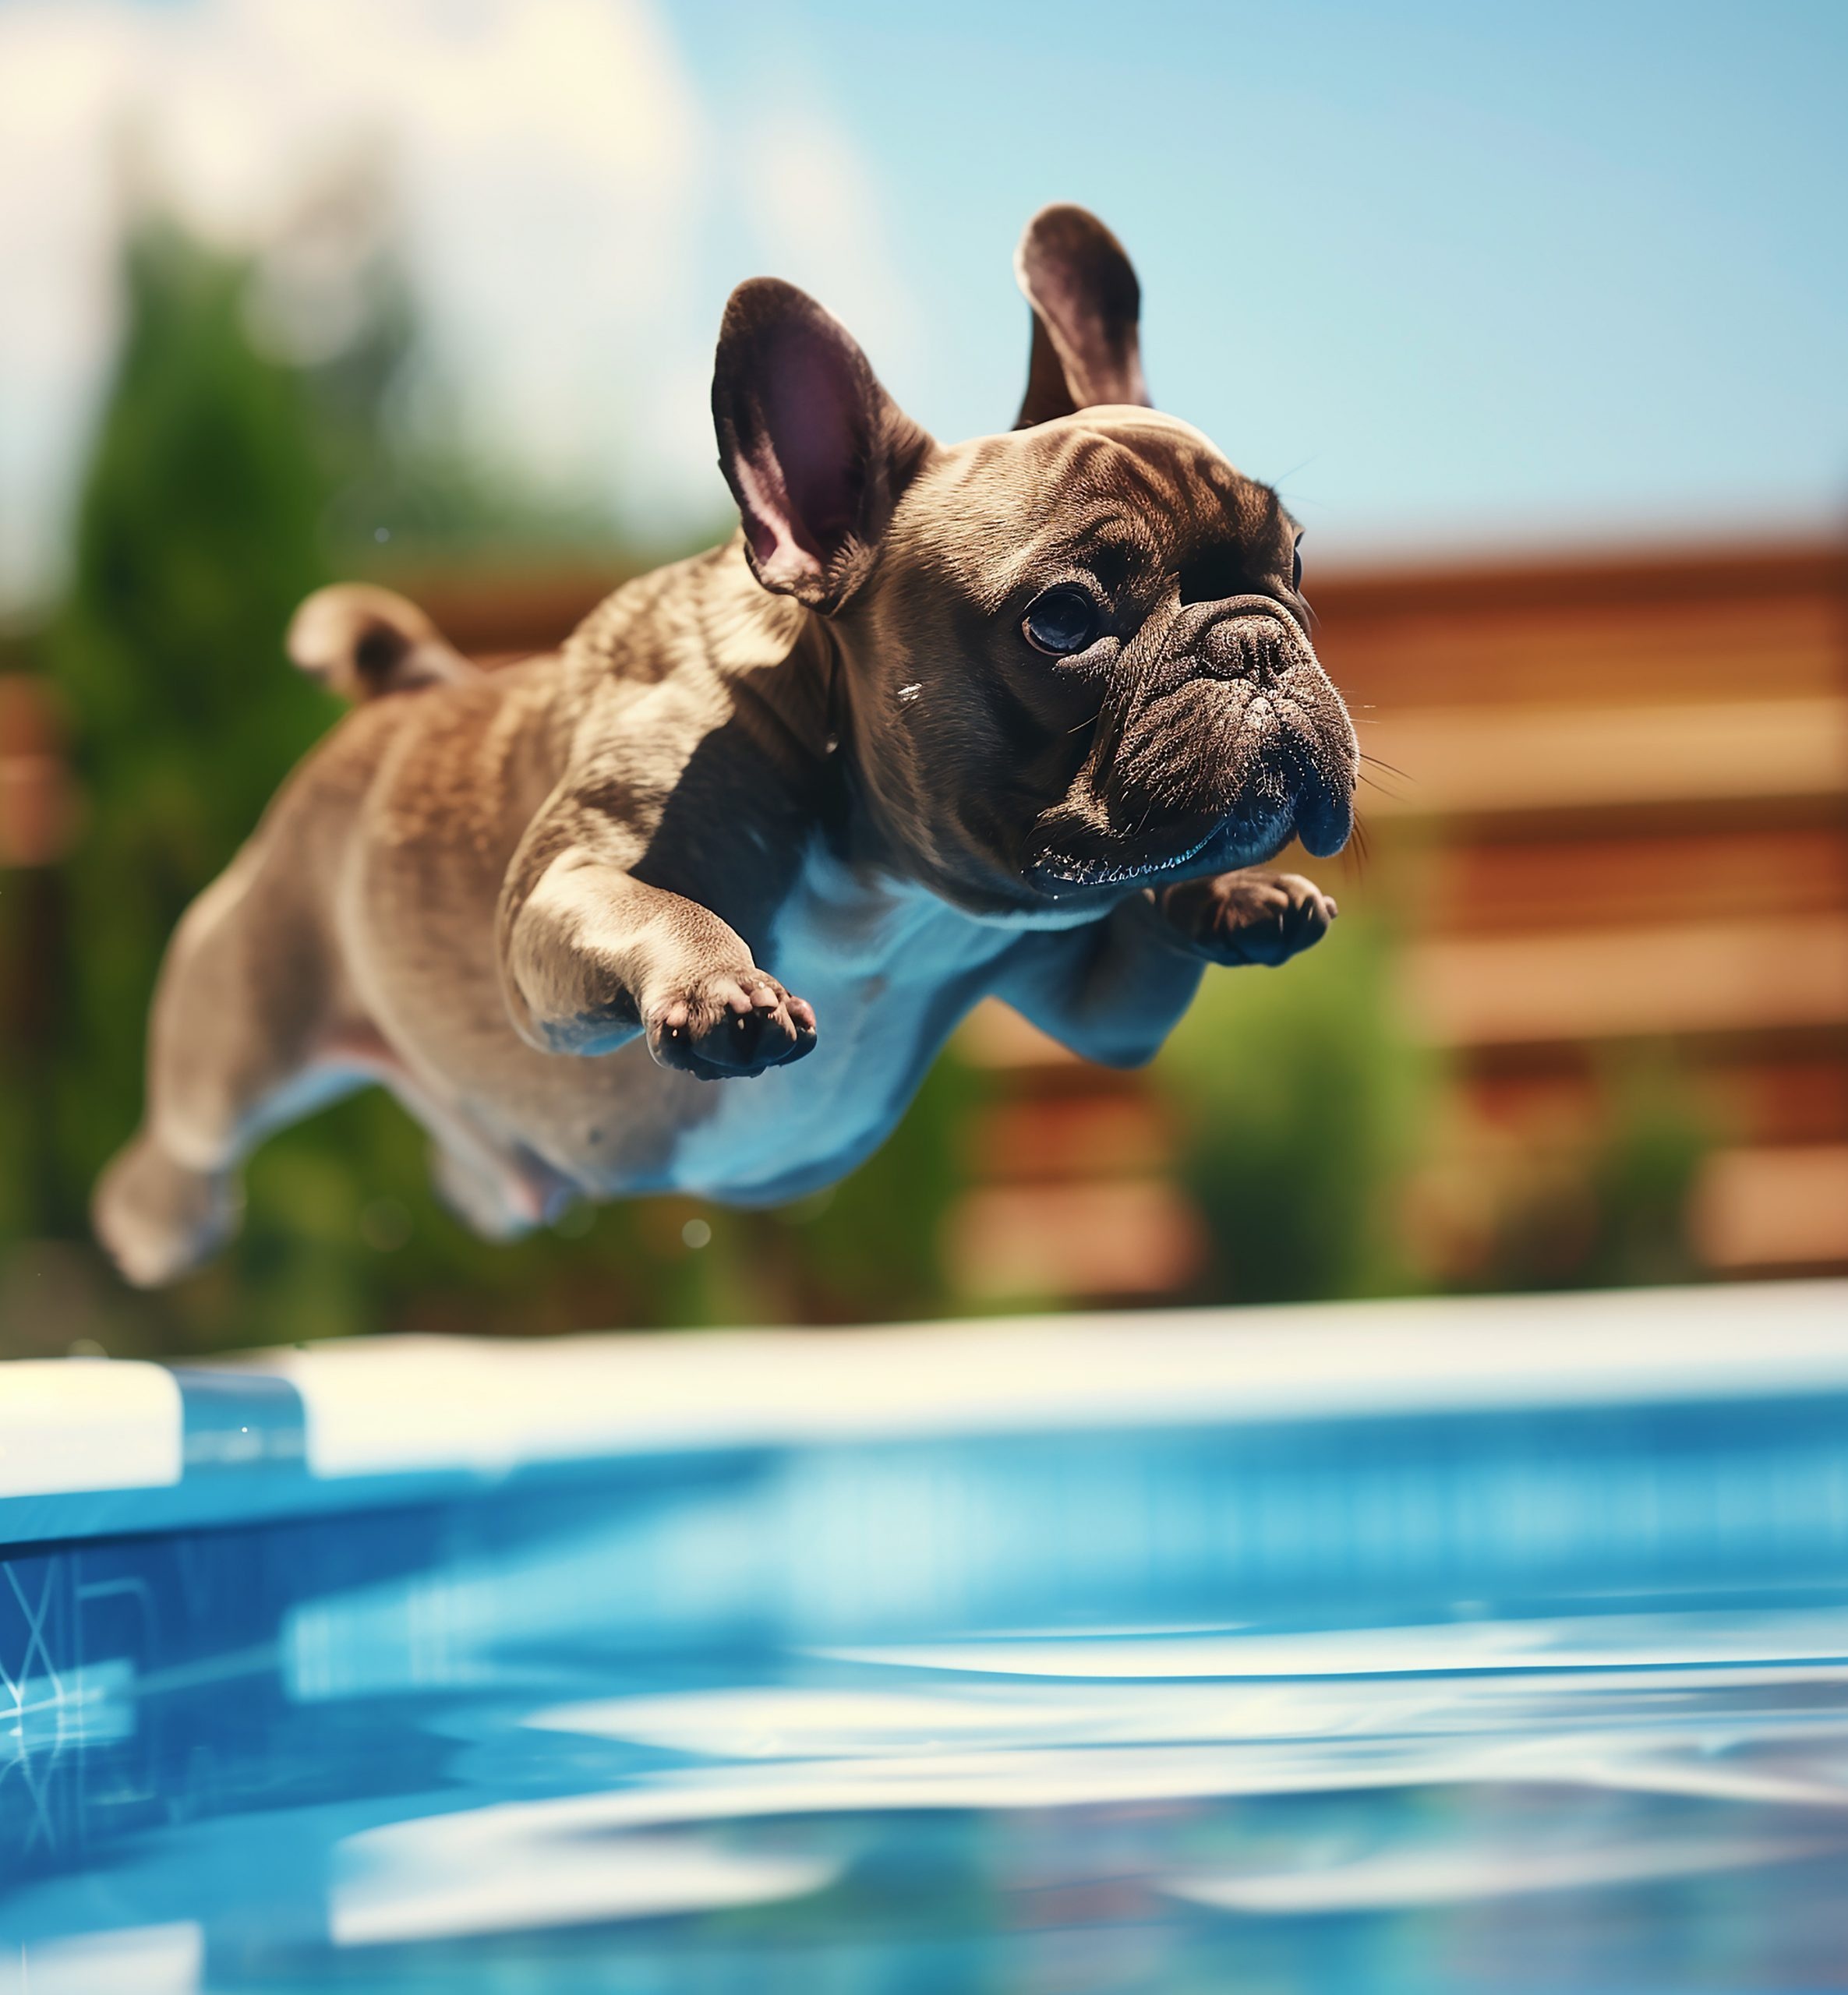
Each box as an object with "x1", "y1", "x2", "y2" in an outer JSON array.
[
  {"x1": 674, "y1": 0, "x2": 1847, "y2": 553},
  {"x1": 2, "y1": 0, "x2": 1843, "y2": 600}
]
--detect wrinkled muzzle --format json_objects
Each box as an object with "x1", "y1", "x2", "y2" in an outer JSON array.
[{"x1": 1026, "y1": 606, "x2": 1357, "y2": 889}]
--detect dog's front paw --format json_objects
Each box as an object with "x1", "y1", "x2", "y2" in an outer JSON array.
[
  {"x1": 645, "y1": 970, "x2": 818, "y2": 1079},
  {"x1": 1159, "y1": 870, "x2": 1337, "y2": 967}
]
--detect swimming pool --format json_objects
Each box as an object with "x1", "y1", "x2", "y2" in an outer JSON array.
[{"x1": 5, "y1": 1283, "x2": 1847, "y2": 1991}]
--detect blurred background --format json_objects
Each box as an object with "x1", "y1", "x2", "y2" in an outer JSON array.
[{"x1": 1, "y1": 0, "x2": 1843, "y2": 1358}]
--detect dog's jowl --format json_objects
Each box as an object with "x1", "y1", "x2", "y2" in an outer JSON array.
[{"x1": 94, "y1": 206, "x2": 1357, "y2": 1285}]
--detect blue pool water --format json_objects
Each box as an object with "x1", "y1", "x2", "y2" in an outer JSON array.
[{"x1": 5, "y1": 1303, "x2": 1848, "y2": 1991}]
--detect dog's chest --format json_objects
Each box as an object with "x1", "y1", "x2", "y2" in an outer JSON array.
[{"x1": 663, "y1": 852, "x2": 1011, "y2": 1196}]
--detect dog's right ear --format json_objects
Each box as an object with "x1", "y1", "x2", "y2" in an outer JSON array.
[
  {"x1": 1013, "y1": 205, "x2": 1151, "y2": 428},
  {"x1": 713, "y1": 279, "x2": 932, "y2": 615}
]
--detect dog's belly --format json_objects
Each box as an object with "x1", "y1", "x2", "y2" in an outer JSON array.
[{"x1": 655, "y1": 900, "x2": 1009, "y2": 1202}]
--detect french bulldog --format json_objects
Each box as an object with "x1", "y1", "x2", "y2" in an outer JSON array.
[{"x1": 94, "y1": 204, "x2": 1356, "y2": 1286}]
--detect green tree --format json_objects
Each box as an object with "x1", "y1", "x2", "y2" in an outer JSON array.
[{"x1": 42, "y1": 226, "x2": 341, "y2": 1226}]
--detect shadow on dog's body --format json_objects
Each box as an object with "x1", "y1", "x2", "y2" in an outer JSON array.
[{"x1": 96, "y1": 210, "x2": 1358, "y2": 1284}]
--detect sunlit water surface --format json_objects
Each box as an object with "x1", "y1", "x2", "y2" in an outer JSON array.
[{"x1": 5, "y1": 1393, "x2": 1848, "y2": 1990}]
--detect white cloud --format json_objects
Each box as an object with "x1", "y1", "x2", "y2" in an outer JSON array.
[
  {"x1": 0, "y1": 0, "x2": 908, "y2": 607},
  {"x1": 731, "y1": 97, "x2": 912, "y2": 375}
]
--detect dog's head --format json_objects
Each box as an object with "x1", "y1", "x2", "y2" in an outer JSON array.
[{"x1": 712, "y1": 205, "x2": 1357, "y2": 916}]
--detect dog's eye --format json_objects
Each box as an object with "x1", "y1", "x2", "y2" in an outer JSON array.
[
  {"x1": 1022, "y1": 586, "x2": 1099, "y2": 657},
  {"x1": 1291, "y1": 536, "x2": 1304, "y2": 592}
]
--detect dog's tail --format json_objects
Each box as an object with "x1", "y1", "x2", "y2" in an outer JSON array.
[{"x1": 286, "y1": 584, "x2": 479, "y2": 704}]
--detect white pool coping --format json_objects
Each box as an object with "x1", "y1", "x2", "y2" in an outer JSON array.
[
  {"x1": 253, "y1": 1281, "x2": 1848, "y2": 1480},
  {"x1": 2, "y1": 1283, "x2": 1845, "y2": 1536},
  {"x1": 0, "y1": 1358, "x2": 183, "y2": 1497}
]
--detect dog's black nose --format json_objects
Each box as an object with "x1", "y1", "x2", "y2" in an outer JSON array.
[{"x1": 1199, "y1": 615, "x2": 1283, "y2": 687}]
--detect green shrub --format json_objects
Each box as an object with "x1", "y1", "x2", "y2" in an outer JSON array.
[{"x1": 1154, "y1": 913, "x2": 1434, "y2": 1305}]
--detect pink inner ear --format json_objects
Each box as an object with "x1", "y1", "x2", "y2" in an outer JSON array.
[
  {"x1": 764, "y1": 334, "x2": 866, "y2": 560},
  {"x1": 730, "y1": 450, "x2": 811, "y2": 587},
  {"x1": 715, "y1": 276, "x2": 912, "y2": 607}
]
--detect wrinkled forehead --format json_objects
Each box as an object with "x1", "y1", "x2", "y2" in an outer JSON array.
[{"x1": 917, "y1": 411, "x2": 1288, "y2": 606}]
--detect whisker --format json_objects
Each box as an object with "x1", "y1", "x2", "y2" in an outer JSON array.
[
  {"x1": 1359, "y1": 750, "x2": 1415, "y2": 785},
  {"x1": 1357, "y1": 768, "x2": 1409, "y2": 804}
]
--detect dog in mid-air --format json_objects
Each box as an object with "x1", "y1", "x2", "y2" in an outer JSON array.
[{"x1": 94, "y1": 204, "x2": 1356, "y2": 1285}]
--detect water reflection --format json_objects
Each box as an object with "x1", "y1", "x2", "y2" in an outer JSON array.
[{"x1": 5, "y1": 1393, "x2": 1848, "y2": 1990}]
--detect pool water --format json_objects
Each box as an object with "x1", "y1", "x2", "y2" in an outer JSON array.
[{"x1": 5, "y1": 1305, "x2": 1848, "y2": 1990}]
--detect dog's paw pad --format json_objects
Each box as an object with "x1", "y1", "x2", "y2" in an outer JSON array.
[
  {"x1": 1169, "y1": 870, "x2": 1337, "y2": 967},
  {"x1": 646, "y1": 971, "x2": 817, "y2": 1078}
]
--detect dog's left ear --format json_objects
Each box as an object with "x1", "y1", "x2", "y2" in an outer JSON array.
[
  {"x1": 713, "y1": 279, "x2": 933, "y2": 614},
  {"x1": 1013, "y1": 205, "x2": 1151, "y2": 428}
]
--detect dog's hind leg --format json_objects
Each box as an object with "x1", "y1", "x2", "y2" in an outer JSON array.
[
  {"x1": 358, "y1": 1056, "x2": 581, "y2": 1241},
  {"x1": 425, "y1": 1131, "x2": 577, "y2": 1241},
  {"x1": 93, "y1": 838, "x2": 359, "y2": 1287}
]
